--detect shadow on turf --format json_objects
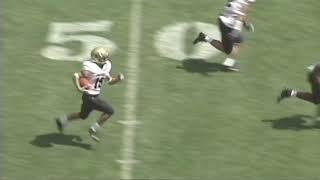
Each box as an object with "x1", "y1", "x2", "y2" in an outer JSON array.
[
  {"x1": 262, "y1": 114, "x2": 320, "y2": 130},
  {"x1": 30, "y1": 133, "x2": 92, "y2": 150},
  {"x1": 176, "y1": 58, "x2": 233, "y2": 75}
]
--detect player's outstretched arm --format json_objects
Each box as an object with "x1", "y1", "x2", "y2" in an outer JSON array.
[{"x1": 108, "y1": 72, "x2": 124, "y2": 85}]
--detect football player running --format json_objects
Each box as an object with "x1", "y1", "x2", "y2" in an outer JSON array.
[
  {"x1": 193, "y1": 0, "x2": 255, "y2": 71},
  {"x1": 278, "y1": 64, "x2": 320, "y2": 105},
  {"x1": 55, "y1": 47, "x2": 124, "y2": 142}
]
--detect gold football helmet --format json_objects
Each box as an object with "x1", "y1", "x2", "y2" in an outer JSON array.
[{"x1": 90, "y1": 47, "x2": 110, "y2": 64}]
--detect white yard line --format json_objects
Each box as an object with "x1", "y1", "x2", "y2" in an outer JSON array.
[{"x1": 118, "y1": 0, "x2": 143, "y2": 179}]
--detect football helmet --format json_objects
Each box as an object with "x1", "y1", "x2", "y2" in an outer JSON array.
[{"x1": 90, "y1": 47, "x2": 110, "y2": 64}]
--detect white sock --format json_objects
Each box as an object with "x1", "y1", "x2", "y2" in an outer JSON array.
[
  {"x1": 204, "y1": 35, "x2": 213, "y2": 42},
  {"x1": 60, "y1": 115, "x2": 69, "y2": 126},
  {"x1": 90, "y1": 122, "x2": 100, "y2": 133},
  {"x1": 291, "y1": 90, "x2": 297, "y2": 97}
]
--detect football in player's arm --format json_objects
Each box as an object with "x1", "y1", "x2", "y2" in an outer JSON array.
[
  {"x1": 73, "y1": 70, "x2": 123, "y2": 92},
  {"x1": 55, "y1": 47, "x2": 124, "y2": 142}
]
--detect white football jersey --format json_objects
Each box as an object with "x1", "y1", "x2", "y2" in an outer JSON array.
[
  {"x1": 219, "y1": 16, "x2": 243, "y2": 31},
  {"x1": 233, "y1": 0, "x2": 249, "y2": 5},
  {"x1": 220, "y1": 1, "x2": 245, "y2": 30},
  {"x1": 223, "y1": 1, "x2": 245, "y2": 17},
  {"x1": 82, "y1": 60, "x2": 112, "y2": 95}
]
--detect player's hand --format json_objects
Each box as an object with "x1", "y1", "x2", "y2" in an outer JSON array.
[
  {"x1": 117, "y1": 72, "x2": 124, "y2": 81},
  {"x1": 245, "y1": 22, "x2": 255, "y2": 32},
  {"x1": 108, "y1": 72, "x2": 124, "y2": 85},
  {"x1": 249, "y1": 23, "x2": 255, "y2": 32},
  {"x1": 77, "y1": 86, "x2": 91, "y2": 93},
  {"x1": 77, "y1": 87, "x2": 86, "y2": 93}
]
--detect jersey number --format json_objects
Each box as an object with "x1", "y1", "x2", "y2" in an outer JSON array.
[{"x1": 94, "y1": 77, "x2": 105, "y2": 89}]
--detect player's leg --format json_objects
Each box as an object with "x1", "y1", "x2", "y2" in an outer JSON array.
[
  {"x1": 193, "y1": 18, "x2": 227, "y2": 53},
  {"x1": 297, "y1": 91, "x2": 318, "y2": 103},
  {"x1": 193, "y1": 32, "x2": 225, "y2": 52},
  {"x1": 277, "y1": 88, "x2": 317, "y2": 104},
  {"x1": 55, "y1": 94, "x2": 93, "y2": 132},
  {"x1": 55, "y1": 112, "x2": 80, "y2": 132},
  {"x1": 194, "y1": 30, "x2": 242, "y2": 71},
  {"x1": 300, "y1": 71, "x2": 320, "y2": 104},
  {"x1": 278, "y1": 65, "x2": 320, "y2": 104},
  {"x1": 222, "y1": 30, "x2": 244, "y2": 71},
  {"x1": 193, "y1": 31, "x2": 225, "y2": 51},
  {"x1": 88, "y1": 97, "x2": 114, "y2": 141}
]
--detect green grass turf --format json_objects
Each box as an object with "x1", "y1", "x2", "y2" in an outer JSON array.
[{"x1": 2, "y1": 0, "x2": 320, "y2": 179}]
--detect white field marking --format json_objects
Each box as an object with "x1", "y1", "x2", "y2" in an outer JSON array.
[
  {"x1": 41, "y1": 21, "x2": 117, "y2": 61},
  {"x1": 155, "y1": 22, "x2": 221, "y2": 61},
  {"x1": 118, "y1": 0, "x2": 143, "y2": 179},
  {"x1": 118, "y1": 120, "x2": 141, "y2": 125}
]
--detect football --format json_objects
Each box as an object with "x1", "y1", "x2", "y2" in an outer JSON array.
[{"x1": 79, "y1": 77, "x2": 93, "y2": 89}]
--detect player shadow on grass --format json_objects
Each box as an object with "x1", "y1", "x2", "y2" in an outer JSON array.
[
  {"x1": 262, "y1": 114, "x2": 320, "y2": 130},
  {"x1": 176, "y1": 58, "x2": 232, "y2": 75},
  {"x1": 30, "y1": 133, "x2": 92, "y2": 150}
]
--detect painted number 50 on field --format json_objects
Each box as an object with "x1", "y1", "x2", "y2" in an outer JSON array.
[
  {"x1": 41, "y1": 21, "x2": 117, "y2": 61},
  {"x1": 41, "y1": 20, "x2": 221, "y2": 61}
]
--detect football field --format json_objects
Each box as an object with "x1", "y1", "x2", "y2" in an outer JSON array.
[{"x1": 3, "y1": 0, "x2": 320, "y2": 179}]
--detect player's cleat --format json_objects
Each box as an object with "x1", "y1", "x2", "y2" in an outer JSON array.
[
  {"x1": 55, "y1": 118, "x2": 63, "y2": 133},
  {"x1": 277, "y1": 88, "x2": 293, "y2": 103},
  {"x1": 88, "y1": 127, "x2": 100, "y2": 142},
  {"x1": 223, "y1": 58, "x2": 240, "y2": 72},
  {"x1": 226, "y1": 62, "x2": 240, "y2": 72},
  {"x1": 193, "y1": 32, "x2": 206, "y2": 44}
]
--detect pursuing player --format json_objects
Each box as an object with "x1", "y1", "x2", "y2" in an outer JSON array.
[
  {"x1": 55, "y1": 47, "x2": 124, "y2": 142},
  {"x1": 193, "y1": 0, "x2": 255, "y2": 71},
  {"x1": 278, "y1": 64, "x2": 320, "y2": 104}
]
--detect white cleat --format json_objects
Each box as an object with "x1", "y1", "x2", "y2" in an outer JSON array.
[
  {"x1": 223, "y1": 58, "x2": 240, "y2": 72},
  {"x1": 88, "y1": 127, "x2": 100, "y2": 142}
]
